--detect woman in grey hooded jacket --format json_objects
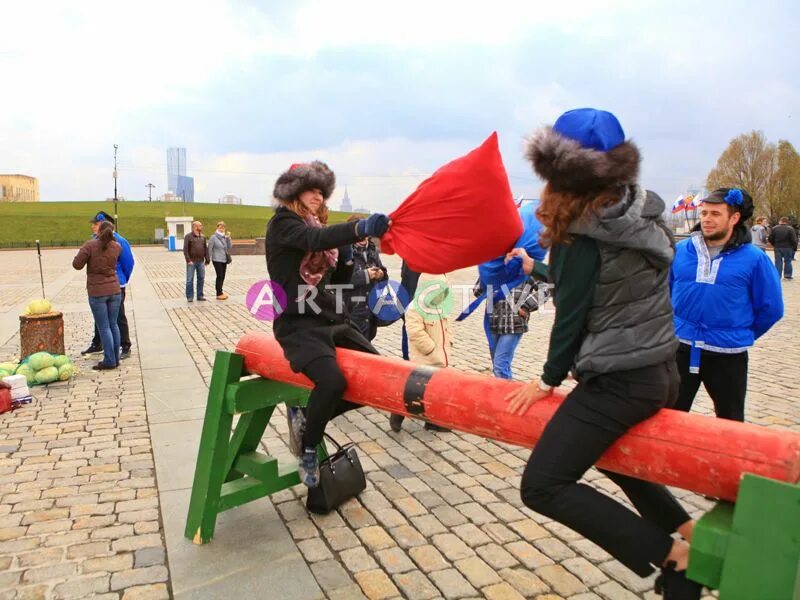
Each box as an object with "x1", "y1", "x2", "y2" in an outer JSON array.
[
  {"x1": 208, "y1": 221, "x2": 233, "y2": 299},
  {"x1": 505, "y1": 109, "x2": 700, "y2": 600}
]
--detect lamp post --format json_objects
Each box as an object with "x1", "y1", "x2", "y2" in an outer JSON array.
[
  {"x1": 146, "y1": 183, "x2": 155, "y2": 202},
  {"x1": 113, "y1": 144, "x2": 119, "y2": 233}
]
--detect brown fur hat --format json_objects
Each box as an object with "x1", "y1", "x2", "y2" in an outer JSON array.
[
  {"x1": 273, "y1": 161, "x2": 336, "y2": 202},
  {"x1": 525, "y1": 127, "x2": 641, "y2": 196}
]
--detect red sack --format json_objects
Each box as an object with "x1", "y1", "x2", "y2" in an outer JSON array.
[{"x1": 380, "y1": 132, "x2": 523, "y2": 274}]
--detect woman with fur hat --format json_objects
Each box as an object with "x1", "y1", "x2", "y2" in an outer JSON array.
[
  {"x1": 266, "y1": 161, "x2": 390, "y2": 487},
  {"x1": 504, "y1": 109, "x2": 701, "y2": 599}
]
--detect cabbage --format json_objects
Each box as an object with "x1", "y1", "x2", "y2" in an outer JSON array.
[
  {"x1": 0, "y1": 362, "x2": 18, "y2": 372},
  {"x1": 26, "y1": 299, "x2": 52, "y2": 315},
  {"x1": 28, "y1": 352, "x2": 56, "y2": 371},
  {"x1": 57, "y1": 364, "x2": 74, "y2": 381},
  {"x1": 15, "y1": 364, "x2": 36, "y2": 385},
  {"x1": 53, "y1": 355, "x2": 70, "y2": 368},
  {"x1": 35, "y1": 366, "x2": 59, "y2": 384},
  {"x1": 0, "y1": 369, "x2": 10, "y2": 379}
]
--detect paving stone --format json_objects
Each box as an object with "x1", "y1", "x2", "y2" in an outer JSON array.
[
  {"x1": 52, "y1": 573, "x2": 110, "y2": 599},
  {"x1": 452, "y1": 523, "x2": 492, "y2": 548},
  {"x1": 22, "y1": 563, "x2": 77, "y2": 584},
  {"x1": 453, "y1": 556, "x2": 501, "y2": 588},
  {"x1": 563, "y1": 557, "x2": 609, "y2": 587},
  {"x1": 594, "y1": 580, "x2": 643, "y2": 600},
  {"x1": 409, "y1": 544, "x2": 449, "y2": 573},
  {"x1": 354, "y1": 569, "x2": 400, "y2": 600},
  {"x1": 341, "y1": 503, "x2": 378, "y2": 529},
  {"x1": 393, "y1": 496, "x2": 427, "y2": 518},
  {"x1": 429, "y1": 568, "x2": 478, "y2": 599},
  {"x1": 410, "y1": 514, "x2": 447, "y2": 537},
  {"x1": 83, "y1": 552, "x2": 134, "y2": 573},
  {"x1": 388, "y1": 524, "x2": 427, "y2": 549},
  {"x1": 533, "y1": 537, "x2": 576, "y2": 561},
  {"x1": 482, "y1": 582, "x2": 527, "y2": 600},
  {"x1": 120, "y1": 584, "x2": 170, "y2": 600},
  {"x1": 324, "y1": 527, "x2": 361, "y2": 551},
  {"x1": 431, "y1": 505, "x2": 468, "y2": 527},
  {"x1": 16, "y1": 547, "x2": 65, "y2": 568},
  {"x1": 133, "y1": 547, "x2": 165, "y2": 569},
  {"x1": 392, "y1": 570, "x2": 440, "y2": 600},
  {"x1": 373, "y1": 508, "x2": 408, "y2": 529},
  {"x1": 297, "y1": 537, "x2": 333, "y2": 562},
  {"x1": 475, "y1": 543, "x2": 518, "y2": 570},
  {"x1": 499, "y1": 567, "x2": 551, "y2": 597},
  {"x1": 286, "y1": 517, "x2": 319, "y2": 540},
  {"x1": 432, "y1": 533, "x2": 475, "y2": 561},
  {"x1": 535, "y1": 564, "x2": 588, "y2": 596},
  {"x1": 375, "y1": 547, "x2": 416, "y2": 574},
  {"x1": 357, "y1": 526, "x2": 396, "y2": 550},
  {"x1": 310, "y1": 559, "x2": 353, "y2": 591},
  {"x1": 340, "y1": 547, "x2": 379, "y2": 573},
  {"x1": 508, "y1": 519, "x2": 549, "y2": 541},
  {"x1": 110, "y1": 566, "x2": 168, "y2": 591},
  {"x1": 598, "y1": 559, "x2": 655, "y2": 593},
  {"x1": 505, "y1": 541, "x2": 555, "y2": 569},
  {"x1": 111, "y1": 534, "x2": 164, "y2": 552}
]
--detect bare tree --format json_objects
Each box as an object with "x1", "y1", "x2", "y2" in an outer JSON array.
[
  {"x1": 773, "y1": 140, "x2": 800, "y2": 219},
  {"x1": 706, "y1": 131, "x2": 777, "y2": 217}
]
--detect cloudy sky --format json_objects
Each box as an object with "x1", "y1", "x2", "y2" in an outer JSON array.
[{"x1": 2, "y1": 0, "x2": 798, "y2": 213}]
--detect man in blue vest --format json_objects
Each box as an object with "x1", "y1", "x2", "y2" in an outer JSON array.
[
  {"x1": 81, "y1": 211, "x2": 135, "y2": 359},
  {"x1": 670, "y1": 188, "x2": 783, "y2": 421}
]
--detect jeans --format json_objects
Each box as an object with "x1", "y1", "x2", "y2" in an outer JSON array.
[
  {"x1": 774, "y1": 248, "x2": 794, "y2": 279},
  {"x1": 88, "y1": 294, "x2": 121, "y2": 367},
  {"x1": 674, "y1": 344, "x2": 748, "y2": 421},
  {"x1": 489, "y1": 332, "x2": 523, "y2": 379},
  {"x1": 92, "y1": 286, "x2": 130, "y2": 349},
  {"x1": 212, "y1": 261, "x2": 227, "y2": 296},
  {"x1": 186, "y1": 262, "x2": 206, "y2": 299},
  {"x1": 520, "y1": 361, "x2": 690, "y2": 577}
]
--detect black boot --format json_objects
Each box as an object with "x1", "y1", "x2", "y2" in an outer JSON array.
[
  {"x1": 654, "y1": 561, "x2": 702, "y2": 600},
  {"x1": 389, "y1": 414, "x2": 404, "y2": 433},
  {"x1": 424, "y1": 422, "x2": 451, "y2": 432},
  {"x1": 81, "y1": 344, "x2": 103, "y2": 355}
]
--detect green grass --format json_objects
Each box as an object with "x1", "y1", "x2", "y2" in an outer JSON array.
[{"x1": 0, "y1": 201, "x2": 354, "y2": 247}]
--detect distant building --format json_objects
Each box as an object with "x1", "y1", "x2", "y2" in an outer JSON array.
[
  {"x1": 219, "y1": 194, "x2": 242, "y2": 205},
  {"x1": 176, "y1": 175, "x2": 195, "y2": 203},
  {"x1": 167, "y1": 147, "x2": 187, "y2": 193},
  {"x1": 340, "y1": 186, "x2": 352, "y2": 212},
  {"x1": 160, "y1": 192, "x2": 179, "y2": 202},
  {"x1": 352, "y1": 207, "x2": 371, "y2": 215},
  {"x1": 0, "y1": 174, "x2": 39, "y2": 202}
]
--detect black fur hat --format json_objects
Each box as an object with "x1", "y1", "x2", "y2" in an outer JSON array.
[
  {"x1": 525, "y1": 126, "x2": 641, "y2": 196},
  {"x1": 273, "y1": 161, "x2": 336, "y2": 202}
]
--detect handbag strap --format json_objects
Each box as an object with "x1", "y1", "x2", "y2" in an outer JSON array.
[{"x1": 323, "y1": 432, "x2": 346, "y2": 453}]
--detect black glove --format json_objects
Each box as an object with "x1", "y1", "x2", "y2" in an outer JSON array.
[{"x1": 356, "y1": 214, "x2": 390, "y2": 238}]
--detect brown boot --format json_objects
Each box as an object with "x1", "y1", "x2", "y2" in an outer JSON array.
[{"x1": 217, "y1": 293, "x2": 229, "y2": 300}]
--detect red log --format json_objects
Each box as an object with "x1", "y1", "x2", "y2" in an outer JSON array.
[{"x1": 235, "y1": 332, "x2": 800, "y2": 502}]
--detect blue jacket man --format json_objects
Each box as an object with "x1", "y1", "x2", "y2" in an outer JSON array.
[
  {"x1": 82, "y1": 211, "x2": 135, "y2": 358},
  {"x1": 670, "y1": 188, "x2": 783, "y2": 421}
]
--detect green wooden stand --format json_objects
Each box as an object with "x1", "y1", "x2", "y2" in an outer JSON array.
[
  {"x1": 689, "y1": 473, "x2": 800, "y2": 599},
  {"x1": 184, "y1": 351, "x2": 327, "y2": 544}
]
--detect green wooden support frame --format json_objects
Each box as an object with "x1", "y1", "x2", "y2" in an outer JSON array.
[
  {"x1": 185, "y1": 351, "x2": 327, "y2": 544},
  {"x1": 689, "y1": 473, "x2": 800, "y2": 599}
]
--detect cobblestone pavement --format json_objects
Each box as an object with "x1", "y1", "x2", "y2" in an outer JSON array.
[
  {"x1": 1, "y1": 249, "x2": 170, "y2": 600},
  {"x1": 2, "y1": 245, "x2": 798, "y2": 599}
]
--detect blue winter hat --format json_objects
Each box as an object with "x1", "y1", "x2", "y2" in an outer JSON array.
[{"x1": 553, "y1": 108, "x2": 625, "y2": 152}]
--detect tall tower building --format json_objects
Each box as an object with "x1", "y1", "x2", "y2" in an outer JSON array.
[
  {"x1": 340, "y1": 186, "x2": 352, "y2": 212},
  {"x1": 167, "y1": 147, "x2": 186, "y2": 194}
]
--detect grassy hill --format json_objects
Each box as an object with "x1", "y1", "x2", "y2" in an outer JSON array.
[{"x1": 0, "y1": 201, "x2": 354, "y2": 247}]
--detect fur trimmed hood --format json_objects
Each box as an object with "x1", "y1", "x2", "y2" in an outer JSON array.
[
  {"x1": 273, "y1": 161, "x2": 336, "y2": 202},
  {"x1": 525, "y1": 126, "x2": 641, "y2": 195}
]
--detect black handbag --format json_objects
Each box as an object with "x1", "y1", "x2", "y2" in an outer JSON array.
[
  {"x1": 225, "y1": 251, "x2": 233, "y2": 265},
  {"x1": 306, "y1": 434, "x2": 366, "y2": 514}
]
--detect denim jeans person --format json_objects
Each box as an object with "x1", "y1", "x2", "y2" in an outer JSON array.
[
  {"x1": 186, "y1": 261, "x2": 206, "y2": 299},
  {"x1": 88, "y1": 294, "x2": 121, "y2": 367},
  {"x1": 774, "y1": 247, "x2": 794, "y2": 279},
  {"x1": 489, "y1": 332, "x2": 523, "y2": 379}
]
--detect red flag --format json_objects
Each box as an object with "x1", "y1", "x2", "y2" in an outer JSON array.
[{"x1": 381, "y1": 133, "x2": 523, "y2": 274}]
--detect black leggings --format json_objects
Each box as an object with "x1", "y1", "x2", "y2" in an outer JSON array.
[
  {"x1": 674, "y1": 344, "x2": 748, "y2": 421},
  {"x1": 301, "y1": 325, "x2": 379, "y2": 448},
  {"x1": 212, "y1": 261, "x2": 227, "y2": 296},
  {"x1": 520, "y1": 361, "x2": 691, "y2": 577}
]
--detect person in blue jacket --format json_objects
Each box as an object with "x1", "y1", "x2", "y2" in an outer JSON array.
[
  {"x1": 81, "y1": 211, "x2": 135, "y2": 359},
  {"x1": 670, "y1": 188, "x2": 783, "y2": 421}
]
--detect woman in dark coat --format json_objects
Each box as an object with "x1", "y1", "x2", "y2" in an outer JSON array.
[{"x1": 266, "y1": 161, "x2": 390, "y2": 486}]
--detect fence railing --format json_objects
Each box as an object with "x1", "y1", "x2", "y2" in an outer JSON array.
[{"x1": 0, "y1": 239, "x2": 163, "y2": 249}]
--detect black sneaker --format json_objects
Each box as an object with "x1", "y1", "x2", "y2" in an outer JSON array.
[
  {"x1": 198, "y1": 297, "x2": 208, "y2": 302},
  {"x1": 81, "y1": 344, "x2": 103, "y2": 355},
  {"x1": 120, "y1": 347, "x2": 132, "y2": 360},
  {"x1": 389, "y1": 414, "x2": 404, "y2": 433},
  {"x1": 424, "y1": 422, "x2": 451, "y2": 432},
  {"x1": 654, "y1": 561, "x2": 702, "y2": 599}
]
